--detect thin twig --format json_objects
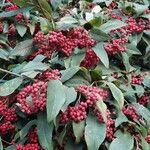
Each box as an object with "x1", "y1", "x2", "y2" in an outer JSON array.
[{"x1": 0, "y1": 68, "x2": 22, "y2": 77}]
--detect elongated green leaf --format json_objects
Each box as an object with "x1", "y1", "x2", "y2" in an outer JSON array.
[
  {"x1": 141, "y1": 137, "x2": 150, "y2": 150},
  {"x1": 16, "y1": 24, "x2": 27, "y2": 37},
  {"x1": 135, "y1": 103, "x2": 150, "y2": 128},
  {"x1": 73, "y1": 121, "x2": 85, "y2": 143},
  {"x1": 92, "y1": 42, "x2": 109, "y2": 68},
  {"x1": 0, "y1": 137, "x2": 3, "y2": 150},
  {"x1": 47, "y1": 80, "x2": 66, "y2": 122},
  {"x1": 85, "y1": 113, "x2": 106, "y2": 150},
  {"x1": 115, "y1": 112, "x2": 128, "y2": 127},
  {"x1": 142, "y1": 13, "x2": 150, "y2": 19},
  {"x1": 106, "y1": 82, "x2": 124, "y2": 109},
  {"x1": 22, "y1": 61, "x2": 49, "y2": 72},
  {"x1": 109, "y1": 131, "x2": 134, "y2": 150},
  {"x1": 100, "y1": 20, "x2": 126, "y2": 33},
  {"x1": 61, "y1": 66, "x2": 80, "y2": 82},
  {"x1": 37, "y1": 112, "x2": 53, "y2": 150},
  {"x1": 0, "y1": 7, "x2": 32, "y2": 17},
  {"x1": 10, "y1": 40, "x2": 33, "y2": 57},
  {"x1": 0, "y1": 77, "x2": 23, "y2": 96},
  {"x1": 96, "y1": 99, "x2": 107, "y2": 123},
  {"x1": 19, "y1": 120, "x2": 37, "y2": 140},
  {"x1": 61, "y1": 87, "x2": 77, "y2": 112}
]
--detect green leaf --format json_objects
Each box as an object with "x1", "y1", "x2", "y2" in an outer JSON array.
[
  {"x1": 133, "y1": 3, "x2": 148, "y2": 15},
  {"x1": 96, "y1": 99, "x2": 107, "y2": 123},
  {"x1": 115, "y1": 112, "x2": 128, "y2": 127},
  {"x1": 5, "y1": 145, "x2": 16, "y2": 150},
  {"x1": 13, "y1": 0, "x2": 28, "y2": 7},
  {"x1": 58, "y1": 126, "x2": 66, "y2": 145},
  {"x1": 126, "y1": 44, "x2": 141, "y2": 55},
  {"x1": 106, "y1": 82, "x2": 124, "y2": 109},
  {"x1": 100, "y1": 20, "x2": 126, "y2": 33},
  {"x1": 61, "y1": 66, "x2": 80, "y2": 82},
  {"x1": 0, "y1": 77, "x2": 23, "y2": 96},
  {"x1": 109, "y1": 131, "x2": 134, "y2": 150},
  {"x1": 21, "y1": 61, "x2": 49, "y2": 72},
  {"x1": 141, "y1": 137, "x2": 150, "y2": 150},
  {"x1": 73, "y1": 121, "x2": 85, "y2": 143},
  {"x1": 0, "y1": 137, "x2": 3, "y2": 150},
  {"x1": 85, "y1": 113, "x2": 106, "y2": 150},
  {"x1": 90, "y1": 28, "x2": 109, "y2": 42},
  {"x1": 47, "y1": 80, "x2": 66, "y2": 122},
  {"x1": 19, "y1": 120, "x2": 37, "y2": 140},
  {"x1": 61, "y1": 87, "x2": 77, "y2": 112},
  {"x1": 142, "y1": 13, "x2": 150, "y2": 19},
  {"x1": 64, "y1": 75, "x2": 90, "y2": 87},
  {"x1": 135, "y1": 103, "x2": 150, "y2": 128},
  {"x1": 0, "y1": 49, "x2": 9, "y2": 60},
  {"x1": 121, "y1": 52, "x2": 134, "y2": 72},
  {"x1": 0, "y1": 7, "x2": 32, "y2": 17},
  {"x1": 50, "y1": 0, "x2": 62, "y2": 10},
  {"x1": 10, "y1": 40, "x2": 33, "y2": 57},
  {"x1": 143, "y1": 75, "x2": 150, "y2": 88},
  {"x1": 16, "y1": 24, "x2": 27, "y2": 37},
  {"x1": 92, "y1": 42, "x2": 109, "y2": 68},
  {"x1": 37, "y1": 112, "x2": 53, "y2": 150}
]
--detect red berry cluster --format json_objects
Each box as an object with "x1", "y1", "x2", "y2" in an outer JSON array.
[
  {"x1": 0, "y1": 23, "x2": 3, "y2": 33},
  {"x1": 5, "y1": 4, "x2": 19, "y2": 11},
  {"x1": 81, "y1": 48, "x2": 99, "y2": 68},
  {"x1": 60, "y1": 85, "x2": 109, "y2": 123},
  {"x1": 16, "y1": 144, "x2": 42, "y2": 150},
  {"x1": 104, "y1": 37, "x2": 127, "y2": 55},
  {"x1": 8, "y1": 24, "x2": 16, "y2": 37},
  {"x1": 122, "y1": 106, "x2": 139, "y2": 120},
  {"x1": 0, "y1": 98, "x2": 17, "y2": 135},
  {"x1": 138, "y1": 94, "x2": 149, "y2": 106},
  {"x1": 60, "y1": 102, "x2": 87, "y2": 123},
  {"x1": 15, "y1": 13, "x2": 24, "y2": 22},
  {"x1": 145, "y1": 134, "x2": 150, "y2": 144},
  {"x1": 17, "y1": 70, "x2": 60, "y2": 114},
  {"x1": 31, "y1": 28, "x2": 96, "y2": 68},
  {"x1": 131, "y1": 73, "x2": 143, "y2": 85}
]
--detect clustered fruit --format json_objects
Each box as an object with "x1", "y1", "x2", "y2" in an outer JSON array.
[{"x1": 17, "y1": 70, "x2": 60, "y2": 114}]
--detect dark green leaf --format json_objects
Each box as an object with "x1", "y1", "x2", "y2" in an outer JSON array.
[
  {"x1": 61, "y1": 87, "x2": 77, "y2": 112},
  {"x1": 93, "y1": 42, "x2": 109, "y2": 68},
  {"x1": 10, "y1": 40, "x2": 33, "y2": 57},
  {"x1": 61, "y1": 66, "x2": 80, "y2": 82},
  {"x1": 47, "y1": 80, "x2": 66, "y2": 122},
  {"x1": 85, "y1": 113, "x2": 106, "y2": 150},
  {"x1": 0, "y1": 77, "x2": 23, "y2": 96},
  {"x1": 106, "y1": 82, "x2": 124, "y2": 109},
  {"x1": 100, "y1": 20, "x2": 126, "y2": 33},
  {"x1": 109, "y1": 131, "x2": 134, "y2": 150},
  {"x1": 115, "y1": 112, "x2": 128, "y2": 127},
  {"x1": 37, "y1": 112, "x2": 53, "y2": 150},
  {"x1": 0, "y1": 7, "x2": 32, "y2": 17},
  {"x1": 135, "y1": 103, "x2": 150, "y2": 128},
  {"x1": 16, "y1": 24, "x2": 27, "y2": 37},
  {"x1": 73, "y1": 121, "x2": 85, "y2": 143}
]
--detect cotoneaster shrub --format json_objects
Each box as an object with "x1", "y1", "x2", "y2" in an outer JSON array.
[{"x1": 0, "y1": 0, "x2": 150, "y2": 150}]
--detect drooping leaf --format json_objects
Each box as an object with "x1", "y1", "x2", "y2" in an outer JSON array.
[
  {"x1": 100, "y1": 20, "x2": 126, "y2": 33},
  {"x1": 85, "y1": 113, "x2": 106, "y2": 150},
  {"x1": 109, "y1": 131, "x2": 134, "y2": 150},
  {"x1": 16, "y1": 24, "x2": 27, "y2": 37},
  {"x1": 37, "y1": 112, "x2": 53, "y2": 150},
  {"x1": 106, "y1": 82, "x2": 124, "y2": 109},
  {"x1": 47, "y1": 80, "x2": 66, "y2": 122},
  {"x1": 115, "y1": 112, "x2": 128, "y2": 127},
  {"x1": 61, "y1": 87, "x2": 77, "y2": 112},
  {"x1": 135, "y1": 103, "x2": 150, "y2": 128},
  {"x1": 10, "y1": 40, "x2": 33, "y2": 57},
  {"x1": 0, "y1": 77, "x2": 23, "y2": 96},
  {"x1": 96, "y1": 99, "x2": 107, "y2": 123},
  {"x1": 19, "y1": 120, "x2": 37, "y2": 140},
  {"x1": 73, "y1": 121, "x2": 85, "y2": 143},
  {"x1": 0, "y1": 7, "x2": 32, "y2": 17},
  {"x1": 61, "y1": 66, "x2": 80, "y2": 82},
  {"x1": 92, "y1": 42, "x2": 109, "y2": 68},
  {"x1": 0, "y1": 137, "x2": 3, "y2": 150}
]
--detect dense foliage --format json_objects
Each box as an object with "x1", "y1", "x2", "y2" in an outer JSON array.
[{"x1": 0, "y1": 0, "x2": 150, "y2": 149}]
